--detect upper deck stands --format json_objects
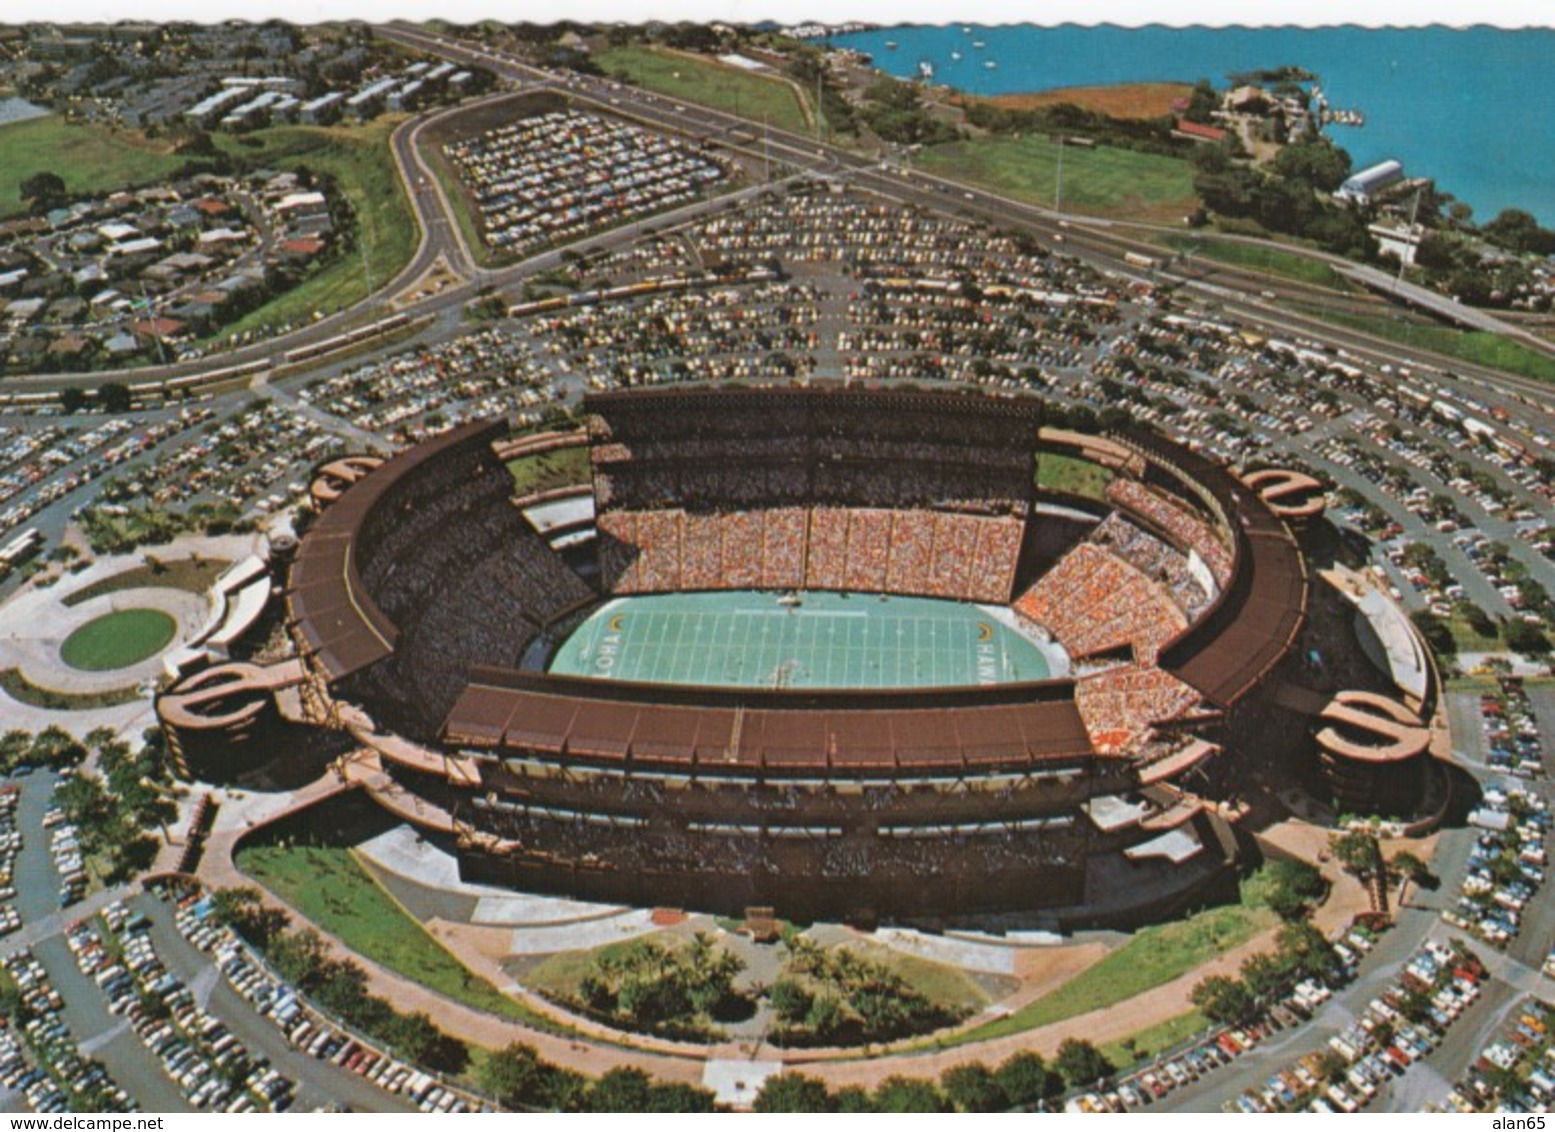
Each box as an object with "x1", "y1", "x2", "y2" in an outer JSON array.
[{"x1": 287, "y1": 420, "x2": 505, "y2": 681}]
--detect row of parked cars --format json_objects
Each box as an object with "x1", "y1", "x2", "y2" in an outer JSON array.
[
  {"x1": 1441, "y1": 997, "x2": 1555, "y2": 1112},
  {"x1": 163, "y1": 884, "x2": 487, "y2": 1113},
  {"x1": 64, "y1": 899, "x2": 296, "y2": 1112},
  {"x1": 1231, "y1": 939, "x2": 1486, "y2": 1114},
  {"x1": 1453, "y1": 784, "x2": 1550, "y2": 946},
  {"x1": 1067, "y1": 923, "x2": 1379, "y2": 1112},
  {"x1": 0, "y1": 786, "x2": 21, "y2": 935},
  {"x1": 1481, "y1": 679, "x2": 1546, "y2": 779},
  {"x1": 0, "y1": 948, "x2": 136, "y2": 1112},
  {"x1": 42, "y1": 794, "x2": 87, "y2": 906}
]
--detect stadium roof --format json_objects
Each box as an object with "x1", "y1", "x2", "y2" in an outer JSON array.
[
  {"x1": 1113, "y1": 430, "x2": 1309, "y2": 706},
  {"x1": 287, "y1": 420, "x2": 504, "y2": 681},
  {"x1": 444, "y1": 669, "x2": 1096, "y2": 774}
]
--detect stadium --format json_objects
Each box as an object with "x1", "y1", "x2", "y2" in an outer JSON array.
[{"x1": 194, "y1": 380, "x2": 1352, "y2": 928}]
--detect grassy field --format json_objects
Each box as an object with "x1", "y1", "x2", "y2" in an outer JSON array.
[
  {"x1": 63, "y1": 557, "x2": 231, "y2": 608},
  {"x1": 1036, "y1": 451, "x2": 1111, "y2": 500},
  {"x1": 1311, "y1": 310, "x2": 1555, "y2": 386},
  {"x1": 915, "y1": 135, "x2": 1195, "y2": 222},
  {"x1": 211, "y1": 118, "x2": 416, "y2": 338},
  {"x1": 506, "y1": 446, "x2": 591, "y2": 495},
  {"x1": 595, "y1": 45, "x2": 813, "y2": 137},
  {"x1": 850, "y1": 943, "x2": 993, "y2": 1012},
  {"x1": 1100, "y1": 1009, "x2": 1210, "y2": 1069},
  {"x1": 59, "y1": 609, "x2": 176, "y2": 671},
  {"x1": 1156, "y1": 234, "x2": 1354, "y2": 291},
  {"x1": 975, "y1": 82, "x2": 1193, "y2": 120},
  {"x1": 235, "y1": 840, "x2": 539, "y2": 1024},
  {"x1": 0, "y1": 115, "x2": 189, "y2": 219},
  {"x1": 938, "y1": 902, "x2": 1275, "y2": 1048},
  {"x1": 0, "y1": 668, "x2": 144, "y2": 710}
]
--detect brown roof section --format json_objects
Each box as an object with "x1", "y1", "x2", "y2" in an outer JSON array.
[
  {"x1": 287, "y1": 420, "x2": 504, "y2": 681},
  {"x1": 1112, "y1": 430, "x2": 1309, "y2": 707},
  {"x1": 443, "y1": 669, "x2": 1094, "y2": 776}
]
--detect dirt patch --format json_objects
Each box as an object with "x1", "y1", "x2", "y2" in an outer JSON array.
[{"x1": 970, "y1": 82, "x2": 1193, "y2": 120}]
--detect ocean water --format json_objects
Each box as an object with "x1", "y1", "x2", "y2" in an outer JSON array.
[{"x1": 835, "y1": 25, "x2": 1555, "y2": 225}]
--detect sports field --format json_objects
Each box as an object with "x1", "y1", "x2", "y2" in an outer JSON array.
[{"x1": 550, "y1": 590, "x2": 1052, "y2": 690}]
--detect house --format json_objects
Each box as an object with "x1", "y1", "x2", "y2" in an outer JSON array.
[
  {"x1": 131, "y1": 315, "x2": 186, "y2": 341},
  {"x1": 1172, "y1": 117, "x2": 1227, "y2": 144}
]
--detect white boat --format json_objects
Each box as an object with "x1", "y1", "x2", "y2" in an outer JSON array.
[
  {"x1": 918, "y1": 60, "x2": 935, "y2": 81},
  {"x1": 973, "y1": 40, "x2": 986, "y2": 48},
  {"x1": 984, "y1": 60, "x2": 998, "y2": 69},
  {"x1": 950, "y1": 50, "x2": 963, "y2": 61},
  {"x1": 885, "y1": 40, "x2": 898, "y2": 49}
]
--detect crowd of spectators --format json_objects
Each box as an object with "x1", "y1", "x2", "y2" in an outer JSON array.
[
  {"x1": 1106, "y1": 478, "x2": 1235, "y2": 586},
  {"x1": 1091, "y1": 512, "x2": 1214, "y2": 617},
  {"x1": 1014, "y1": 541, "x2": 1188, "y2": 666},
  {"x1": 470, "y1": 794, "x2": 1081, "y2": 883},
  {"x1": 350, "y1": 452, "x2": 593, "y2": 739},
  {"x1": 444, "y1": 111, "x2": 726, "y2": 257},
  {"x1": 598, "y1": 506, "x2": 1023, "y2": 604},
  {"x1": 1075, "y1": 665, "x2": 1203, "y2": 756}
]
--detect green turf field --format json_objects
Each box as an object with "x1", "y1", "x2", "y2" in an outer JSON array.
[
  {"x1": 550, "y1": 590, "x2": 1051, "y2": 690},
  {"x1": 59, "y1": 608, "x2": 176, "y2": 671}
]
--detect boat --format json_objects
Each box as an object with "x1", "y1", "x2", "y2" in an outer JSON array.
[
  {"x1": 973, "y1": 40, "x2": 986, "y2": 48},
  {"x1": 918, "y1": 60, "x2": 935, "y2": 81},
  {"x1": 984, "y1": 60, "x2": 998, "y2": 69},
  {"x1": 885, "y1": 40, "x2": 897, "y2": 49},
  {"x1": 950, "y1": 50, "x2": 962, "y2": 61}
]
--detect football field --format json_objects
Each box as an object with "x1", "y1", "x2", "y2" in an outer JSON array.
[{"x1": 549, "y1": 590, "x2": 1051, "y2": 691}]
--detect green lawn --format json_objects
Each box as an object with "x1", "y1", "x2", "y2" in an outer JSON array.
[
  {"x1": 1100, "y1": 1009, "x2": 1210, "y2": 1069},
  {"x1": 59, "y1": 608, "x2": 176, "y2": 671},
  {"x1": 63, "y1": 557, "x2": 231, "y2": 608},
  {"x1": 914, "y1": 135, "x2": 1196, "y2": 222},
  {"x1": 236, "y1": 840, "x2": 540, "y2": 1024},
  {"x1": 936, "y1": 903, "x2": 1275, "y2": 1048},
  {"x1": 0, "y1": 667, "x2": 144, "y2": 710},
  {"x1": 595, "y1": 45, "x2": 813, "y2": 137},
  {"x1": 506, "y1": 445, "x2": 591, "y2": 496},
  {"x1": 1313, "y1": 310, "x2": 1555, "y2": 385},
  {"x1": 211, "y1": 118, "x2": 416, "y2": 338},
  {"x1": 0, "y1": 114, "x2": 189, "y2": 219},
  {"x1": 1036, "y1": 451, "x2": 1111, "y2": 501},
  {"x1": 1155, "y1": 234, "x2": 1353, "y2": 291}
]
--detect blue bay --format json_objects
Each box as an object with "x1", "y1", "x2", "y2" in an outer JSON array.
[{"x1": 835, "y1": 25, "x2": 1555, "y2": 226}]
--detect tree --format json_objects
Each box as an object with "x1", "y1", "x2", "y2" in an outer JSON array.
[
  {"x1": 647, "y1": 1082, "x2": 717, "y2": 1112},
  {"x1": 1273, "y1": 136, "x2": 1353, "y2": 193},
  {"x1": 833, "y1": 1086, "x2": 873, "y2": 1113},
  {"x1": 995, "y1": 1051, "x2": 1056, "y2": 1107},
  {"x1": 753, "y1": 1073, "x2": 834, "y2": 1113},
  {"x1": 20, "y1": 170, "x2": 66, "y2": 211},
  {"x1": 587, "y1": 1067, "x2": 654, "y2": 1112},
  {"x1": 1184, "y1": 78, "x2": 1218, "y2": 124},
  {"x1": 1502, "y1": 618, "x2": 1550, "y2": 656},
  {"x1": 1332, "y1": 829, "x2": 1382, "y2": 880},
  {"x1": 58, "y1": 387, "x2": 88, "y2": 414},
  {"x1": 476, "y1": 1043, "x2": 546, "y2": 1110},
  {"x1": 1239, "y1": 952, "x2": 1286, "y2": 1001},
  {"x1": 209, "y1": 887, "x2": 290, "y2": 948},
  {"x1": 940, "y1": 1063, "x2": 1008, "y2": 1112},
  {"x1": 1391, "y1": 850, "x2": 1434, "y2": 889},
  {"x1": 871, "y1": 1076, "x2": 947, "y2": 1113},
  {"x1": 769, "y1": 979, "x2": 813, "y2": 1024},
  {"x1": 1054, "y1": 1039, "x2": 1114, "y2": 1089},
  {"x1": 1190, "y1": 974, "x2": 1255, "y2": 1025},
  {"x1": 96, "y1": 382, "x2": 133, "y2": 413}
]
